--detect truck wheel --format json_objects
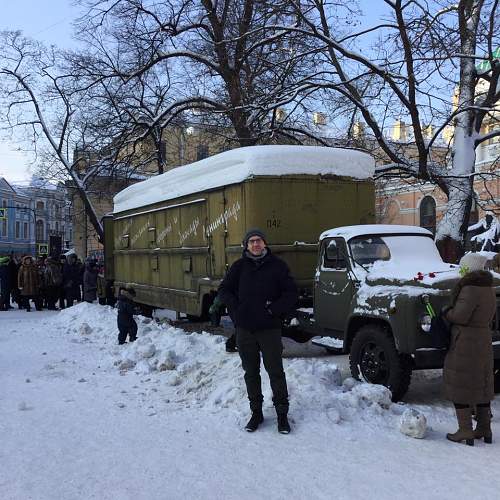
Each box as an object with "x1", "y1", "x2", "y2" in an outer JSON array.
[{"x1": 349, "y1": 325, "x2": 412, "y2": 402}]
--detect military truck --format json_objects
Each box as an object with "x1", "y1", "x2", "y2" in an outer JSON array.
[
  {"x1": 104, "y1": 145, "x2": 375, "y2": 318},
  {"x1": 293, "y1": 224, "x2": 500, "y2": 401}
]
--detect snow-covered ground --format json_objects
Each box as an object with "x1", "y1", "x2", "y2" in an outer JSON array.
[{"x1": 1, "y1": 303, "x2": 500, "y2": 500}]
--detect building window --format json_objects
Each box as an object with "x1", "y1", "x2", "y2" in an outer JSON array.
[
  {"x1": 36, "y1": 201, "x2": 44, "y2": 211},
  {"x1": 1, "y1": 219, "x2": 6, "y2": 238},
  {"x1": 36, "y1": 220, "x2": 44, "y2": 241},
  {"x1": 23, "y1": 222, "x2": 28, "y2": 239},
  {"x1": 15, "y1": 221, "x2": 20, "y2": 239},
  {"x1": 196, "y1": 144, "x2": 209, "y2": 161},
  {"x1": 420, "y1": 196, "x2": 436, "y2": 234}
]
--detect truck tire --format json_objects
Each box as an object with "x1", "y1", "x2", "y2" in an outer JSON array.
[{"x1": 349, "y1": 325, "x2": 412, "y2": 402}]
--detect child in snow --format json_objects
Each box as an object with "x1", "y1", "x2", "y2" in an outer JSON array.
[{"x1": 117, "y1": 286, "x2": 138, "y2": 345}]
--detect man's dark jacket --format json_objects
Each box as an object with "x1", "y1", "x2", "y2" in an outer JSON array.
[{"x1": 218, "y1": 249, "x2": 298, "y2": 331}]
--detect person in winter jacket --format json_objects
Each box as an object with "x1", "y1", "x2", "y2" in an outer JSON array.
[
  {"x1": 63, "y1": 254, "x2": 82, "y2": 307},
  {"x1": 44, "y1": 257, "x2": 63, "y2": 310},
  {"x1": 18, "y1": 255, "x2": 41, "y2": 312},
  {"x1": 443, "y1": 252, "x2": 496, "y2": 445},
  {"x1": 218, "y1": 229, "x2": 298, "y2": 434},
  {"x1": 0, "y1": 255, "x2": 13, "y2": 310},
  {"x1": 117, "y1": 286, "x2": 138, "y2": 345},
  {"x1": 83, "y1": 259, "x2": 98, "y2": 303},
  {"x1": 9, "y1": 256, "x2": 21, "y2": 308}
]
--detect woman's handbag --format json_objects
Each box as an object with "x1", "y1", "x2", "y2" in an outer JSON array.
[
  {"x1": 430, "y1": 314, "x2": 451, "y2": 349},
  {"x1": 423, "y1": 297, "x2": 451, "y2": 349}
]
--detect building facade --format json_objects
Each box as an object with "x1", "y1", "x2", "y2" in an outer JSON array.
[
  {"x1": 0, "y1": 178, "x2": 35, "y2": 255},
  {"x1": 0, "y1": 177, "x2": 73, "y2": 257}
]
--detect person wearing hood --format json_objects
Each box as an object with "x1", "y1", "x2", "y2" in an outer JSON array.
[
  {"x1": 17, "y1": 255, "x2": 41, "y2": 312},
  {"x1": 218, "y1": 229, "x2": 298, "y2": 434},
  {"x1": 117, "y1": 286, "x2": 138, "y2": 345},
  {"x1": 443, "y1": 252, "x2": 496, "y2": 445},
  {"x1": 83, "y1": 259, "x2": 98, "y2": 303},
  {"x1": 0, "y1": 255, "x2": 13, "y2": 310}
]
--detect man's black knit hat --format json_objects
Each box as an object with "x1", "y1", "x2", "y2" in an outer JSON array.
[{"x1": 242, "y1": 228, "x2": 267, "y2": 248}]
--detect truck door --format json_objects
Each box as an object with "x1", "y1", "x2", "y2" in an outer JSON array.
[{"x1": 314, "y1": 237, "x2": 354, "y2": 334}]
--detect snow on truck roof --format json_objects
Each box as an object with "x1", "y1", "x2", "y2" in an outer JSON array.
[
  {"x1": 113, "y1": 145, "x2": 375, "y2": 214},
  {"x1": 321, "y1": 224, "x2": 433, "y2": 241}
]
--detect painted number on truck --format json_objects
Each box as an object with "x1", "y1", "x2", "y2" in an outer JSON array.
[{"x1": 266, "y1": 218, "x2": 281, "y2": 228}]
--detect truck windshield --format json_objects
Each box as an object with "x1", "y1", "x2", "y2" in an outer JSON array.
[
  {"x1": 349, "y1": 236, "x2": 391, "y2": 265},
  {"x1": 349, "y1": 234, "x2": 442, "y2": 267}
]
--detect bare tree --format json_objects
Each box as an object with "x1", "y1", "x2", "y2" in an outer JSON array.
[
  {"x1": 78, "y1": 0, "x2": 324, "y2": 147},
  {"x1": 281, "y1": 0, "x2": 499, "y2": 261},
  {"x1": 0, "y1": 31, "x2": 161, "y2": 241}
]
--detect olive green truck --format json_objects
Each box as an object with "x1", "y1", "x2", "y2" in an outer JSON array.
[
  {"x1": 104, "y1": 145, "x2": 375, "y2": 316},
  {"x1": 103, "y1": 145, "x2": 500, "y2": 400}
]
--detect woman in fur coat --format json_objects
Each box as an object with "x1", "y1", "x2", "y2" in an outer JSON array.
[{"x1": 443, "y1": 252, "x2": 496, "y2": 445}]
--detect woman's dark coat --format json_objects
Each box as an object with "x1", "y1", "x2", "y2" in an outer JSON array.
[
  {"x1": 218, "y1": 249, "x2": 298, "y2": 331},
  {"x1": 444, "y1": 270, "x2": 496, "y2": 404}
]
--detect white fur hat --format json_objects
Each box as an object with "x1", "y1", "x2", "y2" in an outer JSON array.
[{"x1": 459, "y1": 253, "x2": 489, "y2": 273}]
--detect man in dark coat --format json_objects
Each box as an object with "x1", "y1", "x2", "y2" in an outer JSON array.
[
  {"x1": 218, "y1": 229, "x2": 298, "y2": 434},
  {"x1": 63, "y1": 254, "x2": 82, "y2": 307}
]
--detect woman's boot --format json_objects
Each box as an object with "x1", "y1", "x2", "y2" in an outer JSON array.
[
  {"x1": 447, "y1": 407, "x2": 474, "y2": 446},
  {"x1": 474, "y1": 404, "x2": 492, "y2": 443}
]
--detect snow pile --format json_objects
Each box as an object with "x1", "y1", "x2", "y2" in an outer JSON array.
[
  {"x1": 49, "y1": 303, "x2": 420, "y2": 427},
  {"x1": 399, "y1": 408, "x2": 427, "y2": 439},
  {"x1": 114, "y1": 145, "x2": 375, "y2": 213}
]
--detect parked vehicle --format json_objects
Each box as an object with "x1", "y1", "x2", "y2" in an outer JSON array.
[
  {"x1": 292, "y1": 224, "x2": 500, "y2": 401},
  {"x1": 100, "y1": 145, "x2": 375, "y2": 317}
]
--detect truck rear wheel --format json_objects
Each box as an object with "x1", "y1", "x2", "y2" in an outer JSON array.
[{"x1": 349, "y1": 325, "x2": 412, "y2": 402}]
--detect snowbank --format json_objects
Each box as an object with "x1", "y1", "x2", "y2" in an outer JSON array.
[
  {"x1": 113, "y1": 145, "x2": 375, "y2": 213},
  {"x1": 50, "y1": 303, "x2": 415, "y2": 425}
]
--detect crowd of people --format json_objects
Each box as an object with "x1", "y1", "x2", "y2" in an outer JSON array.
[{"x1": 0, "y1": 252, "x2": 99, "y2": 312}]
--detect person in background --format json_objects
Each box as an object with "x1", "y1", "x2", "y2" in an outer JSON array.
[
  {"x1": 63, "y1": 254, "x2": 82, "y2": 307},
  {"x1": 36, "y1": 255, "x2": 47, "y2": 309},
  {"x1": 83, "y1": 258, "x2": 99, "y2": 303},
  {"x1": 58, "y1": 255, "x2": 67, "y2": 309},
  {"x1": 9, "y1": 255, "x2": 21, "y2": 308},
  {"x1": 443, "y1": 252, "x2": 496, "y2": 446},
  {"x1": 117, "y1": 285, "x2": 138, "y2": 345},
  {"x1": 0, "y1": 255, "x2": 13, "y2": 310},
  {"x1": 218, "y1": 229, "x2": 298, "y2": 434},
  {"x1": 44, "y1": 256, "x2": 63, "y2": 310},
  {"x1": 18, "y1": 255, "x2": 41, "y2": 312}
]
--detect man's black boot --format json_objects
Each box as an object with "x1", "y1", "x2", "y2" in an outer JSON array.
[
  {"x1": 245, "y1": 410, "x2": 264, "y2": 432},
  {"x1": 277, "y1": 413, "x2": 291, "y2": 434}
]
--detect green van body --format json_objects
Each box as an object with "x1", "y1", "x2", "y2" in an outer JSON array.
[{"x1": 106, "y1": 146, "x2": 375, "y2": 317}]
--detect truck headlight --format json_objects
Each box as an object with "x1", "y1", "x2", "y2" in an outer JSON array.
[{"x1": 420, "y1": 314, "x2": 432, "y2": 333}]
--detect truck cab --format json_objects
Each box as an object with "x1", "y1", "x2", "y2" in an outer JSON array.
[{"x1": 295, "y1": 224, "x2": 500, "y2": 401}]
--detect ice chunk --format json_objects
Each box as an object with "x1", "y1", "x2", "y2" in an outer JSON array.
[{"x1": 399, "y1": 408, "x2": 427, "y2": 439}]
